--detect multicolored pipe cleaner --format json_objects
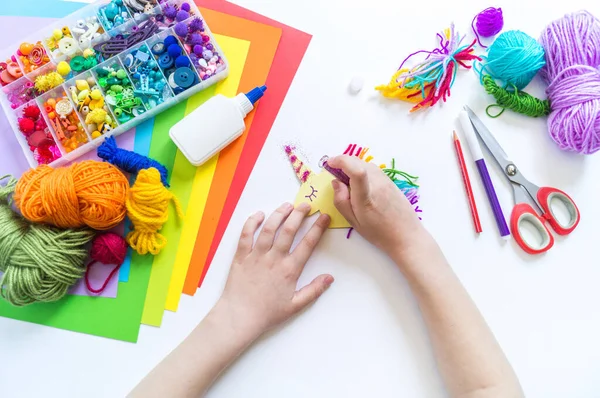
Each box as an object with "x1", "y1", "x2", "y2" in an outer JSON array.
[{"x1": 376, "y1": 24, "x2": 480, "y2": 112}]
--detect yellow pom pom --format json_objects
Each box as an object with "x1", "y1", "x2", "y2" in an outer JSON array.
[
  {"x1": 90, "y1": 89, "x2": 102, "y2": 100},
  {"x1": 52, "y1": 29, "x2": 63, "y2": 40},
  {"x1": 34, "y1": 72, "x2": 65, "y2": 93},
  {"x1": 91, "y1": 131, "x2": 102, "y2": 139},
  {"x1": 83, "y1": 48, "x2": 95, "y2": 58},
  {"x1": 75, "y1": 79, "x2": 90, "y2": 92},
  {"x1": 85, "y1": 108, "x2": 107, "y2": 125},
  {"x1": 56, "y1": 61, "x2": 71, "y2": 77}
]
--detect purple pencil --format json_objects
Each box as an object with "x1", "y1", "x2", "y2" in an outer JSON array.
[{"x1": 459, "y1": 110, "x2": 510, "y2": 238}]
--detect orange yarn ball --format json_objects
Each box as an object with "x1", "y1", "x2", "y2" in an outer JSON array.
[{"x1": 14, "y1": 160, "x2": 129, "y2": 230}]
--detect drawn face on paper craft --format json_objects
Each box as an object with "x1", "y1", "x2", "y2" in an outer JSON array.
[{"x1": 285, "y1": 145, "x2": 351, "y2": 229}]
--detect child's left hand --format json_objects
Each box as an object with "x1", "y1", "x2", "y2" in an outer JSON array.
[{"x1": 215, "y1": 202, "x2": 333, "y2": 340}]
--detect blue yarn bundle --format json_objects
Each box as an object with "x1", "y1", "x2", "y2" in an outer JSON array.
[
  {"x1": 97, "y1": 136, "x2": 170, "y2": 187},
  {"x1": 475, "y1": 30, "x2": 546, "y2": 90}
]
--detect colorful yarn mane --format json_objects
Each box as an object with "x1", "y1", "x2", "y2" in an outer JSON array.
[
  {"x1": 376, "y1": 25, "x2": 480, "y2": 112},
  {"x1": 343, "y1": 144, "x2": 421, "y2": 219}
]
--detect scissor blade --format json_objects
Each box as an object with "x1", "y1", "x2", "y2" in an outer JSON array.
[{"x1": 463, "y1": 106, "x2": 513, "y2": 173}]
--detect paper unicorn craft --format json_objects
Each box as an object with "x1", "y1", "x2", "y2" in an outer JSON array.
[{"x1": 285, "y1": 144, "x2": 421, "y2": 229}]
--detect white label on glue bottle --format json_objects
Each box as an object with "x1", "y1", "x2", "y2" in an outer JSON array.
[{"x1": 170, "y1": 86, "x2": 266, "y2": 166}]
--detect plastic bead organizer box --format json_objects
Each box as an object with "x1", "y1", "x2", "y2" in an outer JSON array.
[{"x1": 0, "y1": 0, "x2": 229, "y2": 167}]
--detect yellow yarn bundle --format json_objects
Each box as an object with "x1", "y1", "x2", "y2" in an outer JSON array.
[{"x1": 126, "y1": 167, "x2": 183, "y2": 255}]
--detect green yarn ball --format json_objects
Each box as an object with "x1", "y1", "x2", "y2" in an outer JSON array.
[{"x1": 0, "y1": 177, "x2": 94, "y2": 306}]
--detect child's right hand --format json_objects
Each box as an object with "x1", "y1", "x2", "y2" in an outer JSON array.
[{"x1": 328, "y1": 155, "x2": 428, "y2": 261}]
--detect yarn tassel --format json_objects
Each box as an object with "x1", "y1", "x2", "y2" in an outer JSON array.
[
  {"x1": 482, "y1": 75, "x2": 550, "y2": 118},
  {"x1": 0, "y1": 176, "x2": 94, "y2": 306},
  {"x1": 126, "y1": 168, "x2": 183, "y2": 255},
  {"x1": 376, "y1": 25, "x2": 481, "y2": 112},
  {"x1": 98, "y1": 136, "x2": 170, "y2": 187}
]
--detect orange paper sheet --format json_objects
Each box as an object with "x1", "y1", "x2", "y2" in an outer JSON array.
[{"x1": 165, "y1": 9, "x2": 282, "y2": 309}]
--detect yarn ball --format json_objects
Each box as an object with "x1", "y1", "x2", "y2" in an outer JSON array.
[
  {"x1": 90, "y1": 232, "x2": 127, "y2": 265},
  {"x1": 483, "y1": 30, "x2": 546, "y2": 90},
  {"x1": 163, "y1": 4, "x2": 177, "y2": 19},
  {"x1": 84, "y1": 232, "x2": 128, "y2": 294},
  {"x1": 175, "y1": 55, "x2": 190, "y2": 68},
  {"x1": 97, "y1": 136, "x2": 170, "y2": 186},
  {"x1": 174, "y1": 22, "x2": 188, "y2": 37},
  {"x1": 539, "y1": 11, "x2": 600, "y2": 154},
  {"x1": 13, "y1": 160, "x2": 129, "y2": 230},
  {"x1": 176, "y1": 10, "x2": 190, "y2": 22},
  {"x1": 0, "y1": 177, "x2": 94, "y2": 306},
  {"x1": 23, "y1": 105, "x2": 40, "y2": 119},
  {"x1": 181, "y1": 2, "x2": 191, "y2": 12},
  {"x1": 189, "y1": 18, "x2": 203, "y2": 32},
  {"x1": 18, "y1": 118, "x2": 34, "y2": 134},
  {"x1": 472, "y1": 7, "x2": 504, "y2": 47}
]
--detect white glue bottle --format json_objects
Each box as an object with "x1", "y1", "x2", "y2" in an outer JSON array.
[{"x1": 170, "y1": 85, "x2": 267, "y2": 166}]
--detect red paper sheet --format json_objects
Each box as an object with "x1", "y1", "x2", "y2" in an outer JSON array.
[{"x1": 184, "y1": 0, "x2": 312, "y2": 292}]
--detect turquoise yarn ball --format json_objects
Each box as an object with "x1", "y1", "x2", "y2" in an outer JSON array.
[{"x1": 485, "y1": 30, "x2": 546, "y2": 90}]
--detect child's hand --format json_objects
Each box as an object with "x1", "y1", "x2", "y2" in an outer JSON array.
[
  {"x1": 217, "y1": 203, "x2": 333, "y2": 340},
  {"x1": 328, "y1": 155, "x2": 427, "y2": 260}
]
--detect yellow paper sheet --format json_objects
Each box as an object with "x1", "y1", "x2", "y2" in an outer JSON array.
[{"x1": 141, "y1": 36, "x2": 250, "y2": 326}]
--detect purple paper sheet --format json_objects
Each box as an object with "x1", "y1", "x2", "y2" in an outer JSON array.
[{"x1": 0, "y1": 16, "x2": 136, "y2": 298}]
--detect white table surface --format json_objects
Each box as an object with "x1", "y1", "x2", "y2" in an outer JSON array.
[{"x1": 2, "y1": 0, "x2": 600, "y2": 397}]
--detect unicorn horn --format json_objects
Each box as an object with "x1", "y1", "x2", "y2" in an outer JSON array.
[{"x1": 284, "y1": 145, "x2": 312, "y2": 183}]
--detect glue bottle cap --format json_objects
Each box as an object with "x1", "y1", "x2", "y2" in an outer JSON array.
[{"x1": 245, "y1": 85, "x2": 267, "y2": 105}]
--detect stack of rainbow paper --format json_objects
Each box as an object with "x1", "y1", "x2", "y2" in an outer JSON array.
[{"x1": 0, "y1": 0, "x2": 311, "y2": 342}]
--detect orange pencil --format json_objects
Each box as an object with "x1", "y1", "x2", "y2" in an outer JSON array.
[{"x1": 453, "y1": 130, "x2": 482, "y2": 233}]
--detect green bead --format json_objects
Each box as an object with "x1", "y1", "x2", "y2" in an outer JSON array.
[
  {"x1": 111, "y1": 85, "x2": 123, "y2": 93},
  {"x1": 96, "y1": 68, "x2": 109, "y2": 77},
  {"x1": 116, "y1": 69, "x2": 127, "y2": 80},
  {"x1": 98, "y1": 77, "x2": 108, "y2": 87},
  {"x1": 70, "y1": 56, "x2": 86, "y2": 72},
  {"x1": 114, "y1": 108, "x2": 123, "y2": 117},
  {"x1": 107, "y1": 77, "x2": 119, "y2": 85}
]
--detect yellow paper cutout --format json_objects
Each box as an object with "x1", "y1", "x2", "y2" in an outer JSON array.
[
  {"x1": 293, "y1": 171, "x2": 350, "y2": 228},
  {"x1": 285, "y1": 146, "x2": 350, "y2": 228}
]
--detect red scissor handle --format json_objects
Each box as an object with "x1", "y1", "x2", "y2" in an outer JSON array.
[
  {"x1": 537, "y1": 187, "x2": 580, "y2": 235},
  {"x1": 511, "y1": 203, "x2": 555, "y2": 255}
]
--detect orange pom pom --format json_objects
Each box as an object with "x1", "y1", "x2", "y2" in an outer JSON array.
[{"x1": 14, "y1": 160, "x2": 129, "y2": 230}]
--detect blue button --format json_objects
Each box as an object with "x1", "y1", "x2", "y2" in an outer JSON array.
[
  {"x1": 158, "y1": 53, "x2": 173, "y2": 69},
  {"x1": 152, "y1": 42, "x2": 166, "y2": 55},
  {"x1": 173, "y1": 67, "x2": 195, "y2": 89}
]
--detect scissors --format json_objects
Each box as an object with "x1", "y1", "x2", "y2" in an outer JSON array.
[{"x1": 464, "y1": 106, "x2": 581, "y2": 255}]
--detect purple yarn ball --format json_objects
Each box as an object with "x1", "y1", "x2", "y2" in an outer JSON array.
[
  {"x1": 176, "y1": 10, "x2": 190, "y2": 22},
  {"x1": 181, "y1": 3, "x2": 191, "y2": 12},
  {"x1": 539, "y1": 10, "x2": 600, "y2": 154},
  {"x1": 193, "y1": 44, "x2": 203, "y2": 56},
  {"x1": 189, "y1": 18, "x2": 203, "y2": 32},
  {"x1": 474, "y1": 8, "x2": 503, "y2": 37},
  {"x1": 188, "y1": 33, "x2": 203, "y2": 46},
  {"x1": 163, "y1": 4, "x2": 177, "y2": 19}
]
